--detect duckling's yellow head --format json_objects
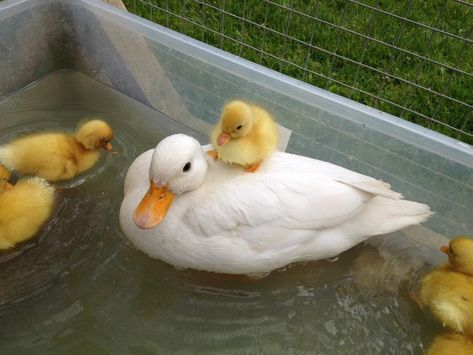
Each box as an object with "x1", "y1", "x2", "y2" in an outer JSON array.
[
  {"x1": 216, "y1": 100, "x2": 253, "y2": 145},
  {"x1": 441, "y1": 236, "x2": 473, "y2": 275},
  {"x1": 76, "y1": 119, "x2": 114, "y2": 151},
  {"x1": 0, "y1": 164, "x2": 12, "y2": 192}
]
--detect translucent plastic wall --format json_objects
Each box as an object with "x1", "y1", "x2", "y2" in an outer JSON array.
[{"x1": 1, "y1": 1, "x2": 473, "y2": 353}]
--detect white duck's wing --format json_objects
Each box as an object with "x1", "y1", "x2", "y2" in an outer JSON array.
[
  {"x1": 185, "y1": 171, "x2": 373, "y2": 241},
  {"x1": 264, "y1": 152, "x2": 402, "y2": 200},
  {"x1": 124, "y1": 149, "x2": 153, "y2": 195}
]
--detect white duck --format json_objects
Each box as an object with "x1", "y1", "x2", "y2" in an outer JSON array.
[{"x1": 119, "y1": 134, "x2": 432, "y2": 275}]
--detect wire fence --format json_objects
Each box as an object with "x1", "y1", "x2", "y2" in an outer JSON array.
[{"x1": 123, "y1": 0, "x2": 473, "y2": 145}]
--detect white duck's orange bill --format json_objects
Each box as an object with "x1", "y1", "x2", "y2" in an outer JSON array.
[
  {"x1": 134, "y1": 183, "x2": 175, "y2": 229},
  {"x1": 217, "y1": 132, "x2": 231, "y2": 146}
]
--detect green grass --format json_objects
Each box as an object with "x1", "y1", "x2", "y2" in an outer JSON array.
[{"x1": 124, "y1": 0, "x2": 473, "y2": 145}]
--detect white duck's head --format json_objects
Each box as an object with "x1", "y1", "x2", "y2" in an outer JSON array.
[{"x1": 134, "y1": 134, "x2": 208, "y2": 229}]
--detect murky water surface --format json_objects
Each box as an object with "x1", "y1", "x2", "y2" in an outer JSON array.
[{"x1": 0, "y1": 71, "x2": 445, "y2": 354}]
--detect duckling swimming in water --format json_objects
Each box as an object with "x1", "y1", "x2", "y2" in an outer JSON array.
[
  {"x1": 0, "y1": 165, "x2": 55, "y2": 249},
  {"x1": 420, "y1": 236, "x2": 473, "y2": 335},
  {"x1": 0, "y1": 119, "x2": 114, "y2": 182}
]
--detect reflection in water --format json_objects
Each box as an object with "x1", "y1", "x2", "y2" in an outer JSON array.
[{"x1": 0, "y1": 71, "x2": 444, "y2": 354}]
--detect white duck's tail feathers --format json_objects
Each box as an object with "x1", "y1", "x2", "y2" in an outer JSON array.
[
  {"x1": 338, "y1": 177, "x2": 403, "y2": 200},
  {"x1": 352, "y1": 196, "x2": 433, "y2": 236}
]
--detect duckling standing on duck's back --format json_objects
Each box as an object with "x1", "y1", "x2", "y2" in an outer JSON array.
[
  {"x1": 0, "y1": 119, "x2": 114, "y2": 182},
  {"x1": 420, "y1": 236, "x2": 473, "y2": 335},
  {"x1": 209, "y1": 100, "x2": 278, "y2": 172},
  {"x1": 0, "y1": 165, "x2": 55, "y2": 249}
]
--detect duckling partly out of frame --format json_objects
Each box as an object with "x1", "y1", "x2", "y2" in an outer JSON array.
[
  {"x1": 420, "y1": 236, "x2": 473, "y2": 335},
  {"x1": 0, "y1": 165, "x2": 55, "y2": 249},
  {"x1": 209, "y1": 100, "x2": 278, "y2": 173},
  {"x1": 0, "y1": 119, "x2": 114, "y2": 182},
  {"x1": 426, "y1": 332, "x2": 473, "y2": 355}
]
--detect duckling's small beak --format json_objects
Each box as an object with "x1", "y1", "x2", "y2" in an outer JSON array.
[
  {"x1": 217, "y1": 132, "x2": 231, "y2": 146},
  {"x1": 134, "y1": 183, "x2": 175, "y2": 229},
  {"x1": 440, "y1": 245, "x2": 449, "y2": 255},
  {"x1": 104, "y1": 142, "x2": 113, "y2": 151},
  {"x1": 5, "y1": 182, "x2": 13, "y2": 190}
]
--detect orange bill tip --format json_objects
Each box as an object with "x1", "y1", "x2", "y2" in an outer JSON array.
[
  {"x1": 104, "y1": 142, "x2": 113, "y2": 151},
  {"x1": 134, "y1": 183, "x2": 175, "y2": 229},
  {"x1": 440, "y1": 245, "x2": 449, "y2": 254}
]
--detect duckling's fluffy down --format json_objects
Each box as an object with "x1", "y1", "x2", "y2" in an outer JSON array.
[
  {"x1": 0, "y1": 120, "x2": 113, "y2": 182},
  {"x1": 0, "y1": 133, "x2": 99, "y2": 182},
  {"x1": 427, "y1": 332, "x2": 473, "y2": 355},
  {"x1": 210, "y1": 101, "x2": 278, "y2": 167},
  {"x1": 0, "y1": 177, "x2": 55, "y2": 249},
  {"x1": 421, "y1": 265, "x2": 473, "y2": 334}
]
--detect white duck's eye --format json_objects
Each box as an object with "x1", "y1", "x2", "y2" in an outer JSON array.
[
  {"x1": 183, "y1": 162, "x2": 191, "y2": 172},
  {"x1": 236, "y1": 125, "x2": 243, "y2": 130}
]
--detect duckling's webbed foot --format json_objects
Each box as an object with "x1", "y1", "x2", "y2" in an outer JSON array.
[
  {"x1": 245, "y1": 161, "x2": 262, "y2": 173},
  {"x1": 206, "y1": 149, "x2": 219, "y2": 161}
]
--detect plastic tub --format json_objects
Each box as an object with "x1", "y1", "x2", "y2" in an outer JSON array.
[{"x1": 0, "y1": 0, "x2": 471, "y2": 353}]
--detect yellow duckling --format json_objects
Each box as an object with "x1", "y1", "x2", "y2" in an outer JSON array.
[
  {"x1": 426, "y1": 332, "x2": 473, "y2": 355},
  {"x1": 420, "y1": 236, "x2": 473, "y2": 335},
  {"x1": 0, "y1": 119, "x2": 114, "y2": 182},
  {"x1": 0, "y1": 165, "x2": 55, "y2": 249},
  {"x1": 209, "y1": 100, "x2": 278, "y2": 172}
]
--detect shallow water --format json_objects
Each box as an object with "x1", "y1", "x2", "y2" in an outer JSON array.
[{"x1": 0, "y1": 70, "x2": 446, "y2": 354}]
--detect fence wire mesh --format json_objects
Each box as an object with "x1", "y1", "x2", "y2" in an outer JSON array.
[{"x1": 123, "y1": 0, "x2": 473, "y2": 145}]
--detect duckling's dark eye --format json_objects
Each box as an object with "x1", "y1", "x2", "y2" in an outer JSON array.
[
  {"x1": 236, "y1": 125, "x2": 243, "y2": 130},
  {"x1": 450, "y1": 246, "x2": 454, "y2": 254},
  {"x1": 183, "y1": 162, "x2": 191, "y2": 172}
]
